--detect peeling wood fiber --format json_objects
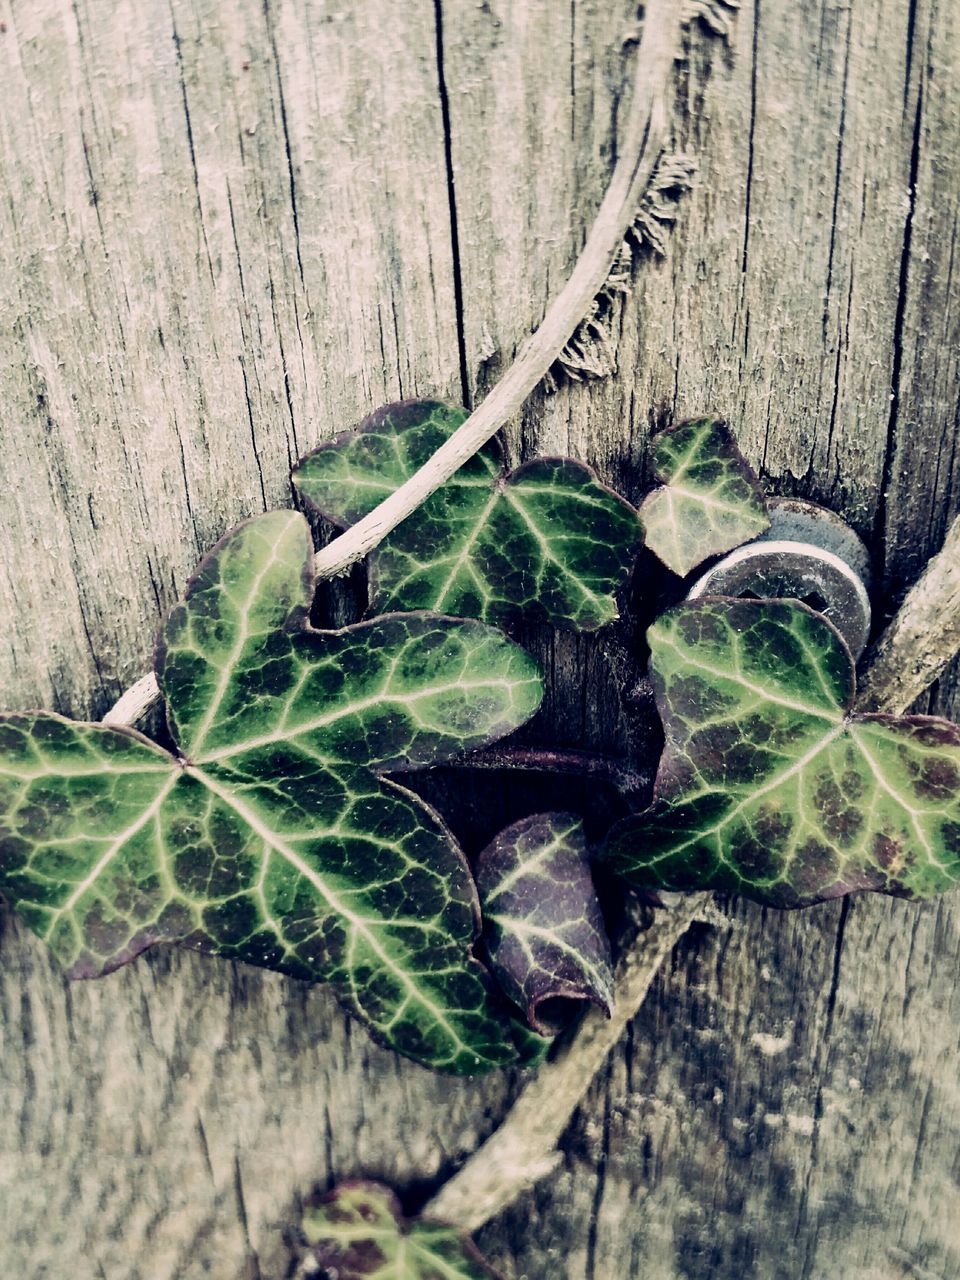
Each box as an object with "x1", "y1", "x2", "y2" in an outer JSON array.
[{"x1": 1, "y1": 2, "x2": 959, "y2": 1278}]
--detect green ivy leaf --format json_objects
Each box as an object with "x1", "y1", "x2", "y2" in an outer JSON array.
[
  {"x1": 602, "y1": 599, "x2": 960, "y2": 907},
  {"x1": 292, "y1": 400, "x2": 643, "y2": 630},
  {"x1": 303, "y1": 1181, "x2": 503, "y2": 1279},
  {"x1": 508, "y1": 1017, "x2": 554, "y2": 1067},
  {"x1": 0, "y1": 511, "x2": 545, "y2": 1073},
  {"x1": 476, "y1": 813, "x2": 613, "y2": 1033},
  {"x1": 639, "y1": 416, "x2": 769, "y2": 576}
]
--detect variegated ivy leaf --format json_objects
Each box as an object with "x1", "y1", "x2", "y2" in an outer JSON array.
[
  {"x1": 303, "y1": 1181, "x2": 503, "y2": 1279},
  {"x1": 0, "y1": 511, "x2": 545, "y2": 1074},
  {"x1": 292, "y1": 400, "x2": 642, "y2": 630},
  {"x1": 602, "y1": 599, "x2": 960, "y2": 908},
  {"x1": 639, "y1": 416, "x2": 769, "y2": 576},
  {"x1": 476, "y1": 813, "x2": 613, "y2": 1034},
  {"x1": 509, "y1": 1017, "x2": 554, "y2": 1067}
]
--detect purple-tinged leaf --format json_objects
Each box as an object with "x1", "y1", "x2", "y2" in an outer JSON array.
[
  {"x1": 476, "y1": 813, "x2": 613, "y2": 1033},
  {"x1": 601, "y1": 599, "x2": 960, "y2": 908},
  {"x1": 639, "y1": 416, "x2": 769, "y2": 576},
  {"x1": 302, "y1": 1181, "x2": 504, "y2": 1280}
]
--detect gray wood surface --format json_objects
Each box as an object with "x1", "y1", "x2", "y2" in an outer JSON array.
[{"x1": 1, "y1": 2, "x2": 958, "y2": 1277}]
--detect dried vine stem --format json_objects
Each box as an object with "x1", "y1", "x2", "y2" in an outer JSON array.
[
  {"x1": 102, "y1": 0, "x2": 683, "y2": 730},
  {"x1": 857, "y1": 513, "x2": 960, "y2": 715},
  {"x1": 307, "y1": 2, "x2": 678, "y2": 579},
  {"x1": 102, "y1": 673, "x2": 164, "y2": 728},
  {"x1": 424, "y1": 894, "x2": 710, "y2": 1233},
  {"x1": 420, "y1": 580, "x2": 960, "y2": 1234}
]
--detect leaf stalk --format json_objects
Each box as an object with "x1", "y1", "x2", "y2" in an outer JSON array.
[{"x1": 419, "y1": 746, "x2": 651, "y2": 797}]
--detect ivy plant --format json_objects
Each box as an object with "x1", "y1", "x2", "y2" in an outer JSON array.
[
  {"x1": 638, "y1": 415, "x2": 769, "y2": 576},
  {"x1": 2, "y1": 399, "x2": 959, "y2": 1090},
  {"x1": 3, "y1": 396, "x2": 960, "y2": 1277},
  {"x1": 475, "y1": 812, "x2": 613, "y2": 1035}
]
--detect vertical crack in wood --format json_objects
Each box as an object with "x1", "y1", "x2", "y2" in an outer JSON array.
[
  {"x1": 902, "y1": 0, "x2": 920, "y2": 117},
  {"x1": 239, "y1": 359, "x2": 269, "y2": 512},
  {"x1": 262, "y1": 0, "x2": 305, "y2": 286},
  {"x1": 583, "y1": 1056, "x2": 614, "y2": 1280},
  {"x1": 740, "y1": 0, "x2": 760, "y2": 281},
  {"x1": 875, "y1": 74, "x2": 924, "y2": 588},
  {"x1": 792, "y1": 894, "x2": 851, "y2": 1262},
  {"x1": 819, "y1": 0, "x2": 853, "y2": 492},
  {"x1": 170, "y1": 4, "x2": 215, "y2": 284},
  {"x1": 233, "y1": 1153, "x2": 263, "y2": 1280},
  {"x1": 433, "y1": 0, "x2": 472, "y2": 409},
  {"x1": 822, "y1": 895, "x2": 850, "y2": 1036}
]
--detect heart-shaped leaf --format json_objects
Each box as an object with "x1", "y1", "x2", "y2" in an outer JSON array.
[
  {"x1": 476, "y1": 813, "x2": 613, "y2": 1033},
  {"x1": 639, "y1": 416, "x2": 769, "y2": 576},
  {"x1": 601, "y1": 599, "x2": 960, "y2": 907},
  {"x1": 0, "y1": 511, "x2": 545, "y2": 1072},
  {"x1": 302, "y1": 1181, "x2": 503, "y2": 1279},
  {"x1": 292, "y1": 400, "x2": 643, "y2": 630}
]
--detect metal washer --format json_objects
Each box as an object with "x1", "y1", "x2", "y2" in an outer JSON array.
[{"x1": 686, "y1": 499, "x2": 873, "y2": 659}]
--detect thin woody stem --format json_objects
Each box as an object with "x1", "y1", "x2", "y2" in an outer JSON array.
[
  {"x1": 403, "y1": 746, "x2": 652, "y2": 797},
  {"x1": 422, "y1": 579, "x2": 960, "y2": 1234},
  {"x1": 424, "y1": 895, "x2": 711, "y2": 1232},
  {"x1": 857, "y1": 513, "x2": 960, "y2": 714}
]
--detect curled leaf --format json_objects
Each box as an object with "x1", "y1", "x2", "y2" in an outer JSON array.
[
  {"x1": 639, "y1": 416, "x2": 769, "y2": 576},
  {"x1": 292, "y1": 400, "x2": 643, "y2": 630},
  {"x1": 602, "y1": 599, "x2": 960, "y2": 908},
  {"x1": 476, "y1": 813, "x2": 613, "y2": 1033},
  {"x1": 302, "y1": 1181, "x2": 503, "y2": 1279},
  {"x1": 0, "y1": 511, "x2": 544, "y2": 1073}
]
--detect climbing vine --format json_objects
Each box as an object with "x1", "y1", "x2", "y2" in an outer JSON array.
[
  {"x1": 2, "y1": 400, "x2": 960, "y2": 1280},
  {"x1": 3, "y1": 6, "x2": 960, "y2": 1275},
  {"x1": 2, "y1": 403, "x2": 959, "y2": 1075}
]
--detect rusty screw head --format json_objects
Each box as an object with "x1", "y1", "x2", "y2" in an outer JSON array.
[{"x1": 686, "y1": 498, "x2": 873, "y2": 658}]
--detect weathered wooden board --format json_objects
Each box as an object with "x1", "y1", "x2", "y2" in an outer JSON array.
[{"x1": 1, "y1": 1, "x2": 958, "y2": 1278}]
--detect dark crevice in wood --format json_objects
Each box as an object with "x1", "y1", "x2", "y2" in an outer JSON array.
[
  {"x1": 196, "y1": 1114, "x2": 216, "y2": 1183},
  {"x1": 821, "y1": 6, "x2": 852, "y2": 344},
  {"x1": 239, "y1": 358, "x2": 269, "y2": 512},
  {"x1": 903, "y1": 0, "x2": 920, "y2": 116},
  {"x1": 740, "y1": 0, "x2": 761, "y2": 280},
  {"x1": 171, "y1": 410, "x2": 203, "y2": 556},
  {"x1": 433, "y1": 0, "x2": 472, "y2": 409},
  {"x1": 401, "y1": 744, "x2": 651, "y2": 801},
  {"x1": 584, "y1": 1057, "x2": 613, "y2": 1280},
  {"x1": 262, "y1": 0, "x2": 305, "y2": 286},
  {"x1": 170, "y1": 7, "x2": 215, "y2": 285},
  {"x1": 233, "y1": 1154, "x2": 263, "y2": 1280},
  {"x1": 270, "y1": 278, "x2": 303, "y2": 461},
  {"x1": 824, "y1": 894, "x2": 851, "y2": 1035},
  {"x1": 569, "y1": 0, "x2": 577, "y2": 142},
  {"x1": 875, "y1": 77, "x2": 923, "y2": 595},
  {"x1": 795, "y1": 896, "x2": 852, "y2": 1266}
]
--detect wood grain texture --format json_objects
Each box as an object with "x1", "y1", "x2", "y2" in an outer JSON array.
[{"x1": 1, "y1": 2, "x2": 959, "y2": 1278}]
